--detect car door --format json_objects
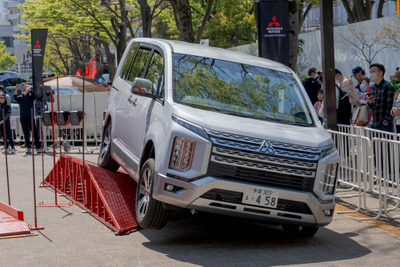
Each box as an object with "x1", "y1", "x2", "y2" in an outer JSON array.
[
  {"x1": 112, "y1": 42, "x2": 139, "y2": 141},
  {"x1": 118, "y1": 44, "x2": 156, "y2": 176}
]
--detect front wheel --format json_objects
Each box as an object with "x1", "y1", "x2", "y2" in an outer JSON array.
[
  {"x1": 98, "y1": 120, "x2": 119, "y2": 171},
  {"x1": 136, "y1": 158, "x2": 169, "y2": 229},
  {"x1": 282, "y1": 225, "x2": 319, "y2": 238}
]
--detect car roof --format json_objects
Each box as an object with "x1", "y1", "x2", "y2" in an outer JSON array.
[{"x1": 132, "y1": 38, "x2": 292, "y2": 74}]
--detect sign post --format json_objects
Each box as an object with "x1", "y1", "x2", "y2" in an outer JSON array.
[
  {"x1": 31, "y1": 29, "x2": 48, "y2": 97},
  {"x1": 256, "y1": 0, "x2": 289, "y2": 66}
]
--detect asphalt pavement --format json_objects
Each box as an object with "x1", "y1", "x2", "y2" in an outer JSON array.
[{"x1": 0, "y1": 145, "x2": 400, "y2": 267}]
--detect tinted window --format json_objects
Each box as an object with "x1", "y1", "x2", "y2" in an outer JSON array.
[
  {"x1": 145, "y1": 51, "x2": 164, "y2": 97},
  {"x1": 127, "y1": 47, "x2": 152, "y2": 83},
  {"x1": 121, "y1": 43, "x2": 139, "y2": 79},
  {"x1": 172, "y1": 53, "x2": 314, "y2": 126}
]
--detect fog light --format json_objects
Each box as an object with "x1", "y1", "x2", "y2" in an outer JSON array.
[
  {"x1": 323, "y1": 209, "x2": 333, "y2": 216},
  {"x1": 165, "y1": 184, "x2": 175, "y2": 192}
]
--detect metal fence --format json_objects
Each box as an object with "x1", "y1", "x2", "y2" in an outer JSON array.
[
  {"x1": 7, "y1": 92, "x2": 108, "y2": 152},
  {"x1": 331, "y1": 125, "x2": 400, "y2": 220}
]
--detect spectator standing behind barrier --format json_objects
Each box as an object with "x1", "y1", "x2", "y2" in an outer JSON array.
[
  {"x1": 390, "y1": 67, "x2": 400, "y2": 91},
  {"x1": 302, "y1": 67, "x2": 320, "y2": 105},
  {"x1": 0, "y1": 93, "x2": 15, "y2": 154},
  {"x1": 314, "y1": 89, "x2": 324, "y2": 123},
  {"x1": 352, "y1": 66, "x2": 366, "y2": 90},
  {"x1": 335, "y1": 69, "x2": 352, "y2": 125},
  {"x1": 0, "y1": 85, "x2": 11, "y2": 106},
  {"x1": 14, "y1": 83, "x2": 42, "y2": 154},
  {"x1": 367, "y1": 63, "x2": 395, "y2": 132}
]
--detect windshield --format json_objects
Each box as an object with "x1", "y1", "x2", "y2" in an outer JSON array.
[{"x1": 172, "y1": 53, "x2": 314, "y2": 126}]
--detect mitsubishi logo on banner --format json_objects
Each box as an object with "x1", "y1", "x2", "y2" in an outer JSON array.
[
  {"x1": 265, "y1": 15, "x2": 284, "y2": 37},
  {"x1": 33, "y1": 40, "x2": 43, "y2": 56},
  {"x1": 268, "y1": 16, "x2": 281, "y2": 27},
  {"x1": 31, "y1": 29, "x2": 48, "y2": 97}
]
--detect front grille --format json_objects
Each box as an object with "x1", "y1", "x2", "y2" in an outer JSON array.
[
  {"x1": 201, "y1": 189, "x2": 312, "y2": 215},
  {"x1": 205, "y1": 129, "x2": 329, "y2": 192}
]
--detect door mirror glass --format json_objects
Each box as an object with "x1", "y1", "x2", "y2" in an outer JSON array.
[{"x1": 131, "y1": 78, "x2": 154, "y2": 96}]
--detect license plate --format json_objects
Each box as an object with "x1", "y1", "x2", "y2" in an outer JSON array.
[{"x1": 242, "y1": 185, "x2": 279, "y2": 208}]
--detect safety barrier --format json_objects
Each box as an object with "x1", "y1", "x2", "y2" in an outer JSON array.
[
  {"x1": 6, "y1": 92, "x2": 108, "y2": 151},
  {"x1": 331, "y1": 125, "x2": 400, "y2": 220}
]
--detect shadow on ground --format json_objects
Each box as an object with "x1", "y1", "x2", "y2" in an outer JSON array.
[{"x1": 141, "y1": 212, "x2": 371, "y2": 266}]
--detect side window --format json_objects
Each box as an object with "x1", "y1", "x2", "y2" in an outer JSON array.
[
  {"x1": 145, "y1": 51, "x2": 164, "y2": 98},
  {"x1": 121, "y1": 43, "x2": 139, "y2": 79},
  {"x1": 127, "y1": 47, "x2": 152, "y2": 83}
]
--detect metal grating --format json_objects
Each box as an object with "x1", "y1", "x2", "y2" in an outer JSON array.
[{"x1": 44, "y1": 154, "x2": 138, "y2": 234}]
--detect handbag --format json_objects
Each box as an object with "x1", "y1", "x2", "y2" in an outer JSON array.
[{"x1": 351, "y1": 105, "x2": 369, "y2": 126}]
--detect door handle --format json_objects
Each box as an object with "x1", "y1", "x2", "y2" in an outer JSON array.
[{"x1": 128, "y1": 96, "x2": 137, "y2": 107}]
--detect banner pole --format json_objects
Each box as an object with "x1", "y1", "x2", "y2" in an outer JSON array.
[
  {"x1": 3, "y1": 109, "x2": 10, "y2": 205},
  {"x1": 29, "y1": 108, "x2": 44, "y2": 230}
]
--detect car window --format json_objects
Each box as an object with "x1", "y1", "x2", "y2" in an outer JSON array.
[
  {"x1": 145, "y1": 50, "x2": 164, "y2": 98},
  {"x1": 121, "y1": 43, "x2": 139, "y2": 80},
  {"x1": 127, "y1": 46, "x2": 152, "y2": 83},
  {"x1": 172, "y1": 53, "x2": 314, "y2": 126}
]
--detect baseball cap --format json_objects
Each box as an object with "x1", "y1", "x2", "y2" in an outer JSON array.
[{"x1": 352, "y1": 66, "x2": 363, "y2": 76}]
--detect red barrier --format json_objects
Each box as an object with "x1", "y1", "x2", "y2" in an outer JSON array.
[
  {"x1": 43, "y1": 154, "x2": 138, "y2": 233},
  {"x1": 0, "y1": 201, "x2": 31, "y2": 237}
]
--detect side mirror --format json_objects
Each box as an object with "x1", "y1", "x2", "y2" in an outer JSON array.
[{"x1": 131, "y1": 78, "x2": 154, "y2": 96}]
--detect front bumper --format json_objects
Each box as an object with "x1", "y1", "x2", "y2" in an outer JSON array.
[{"x1": 153, "y1": 173, "x2": 335, "y2": 227}]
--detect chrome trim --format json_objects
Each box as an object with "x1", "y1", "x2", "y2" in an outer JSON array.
[
  {"x1": 211, "y1": 155, "x2": 315, "y2": 178},
  {"x1": 212, "y1": 147, "x2": 317, "y2": 169}
]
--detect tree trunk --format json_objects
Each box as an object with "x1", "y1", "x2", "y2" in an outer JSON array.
[
  {"x1": 138, "y1": 0, "x2": 152, "y2": 37},
  {"x1": 195, "y1": 0, "x2": 214, "y2": 43},
  {"x1": 289, "y1": 1, "x2": 299, "y2": 73},
  {"x1": 168, "y1": 0, "x2": 195, "y2": 42},
  {"x1": 102, "y1": 41, "x2": 116, "y2": 82},
  {"x1": 377, "y1": 0, "x2": 385, "y2": 18}
]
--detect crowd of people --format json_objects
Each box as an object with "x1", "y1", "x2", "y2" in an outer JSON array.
[{"x1": 303, "y1": 64, "x2": 400, "y2": 133}]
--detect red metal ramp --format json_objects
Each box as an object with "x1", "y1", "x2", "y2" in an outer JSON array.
[
  {"x1": 44, "y1": 154, "x2": 138, "y2": 233},
  {"x1": 0, "y1": 201, "x2": 31, "y2": 237}
]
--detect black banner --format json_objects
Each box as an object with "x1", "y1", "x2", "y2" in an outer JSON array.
[
  {"x1": 31, "y1": 29, "x2": 48, "y2": 97},
  {"x1": 256, "y1": 0, "x2": 289, "y2": 66}
]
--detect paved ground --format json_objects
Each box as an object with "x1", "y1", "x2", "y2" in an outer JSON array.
[{"x1": 0, "y1": 145, "x2": 400, "y2": 266}]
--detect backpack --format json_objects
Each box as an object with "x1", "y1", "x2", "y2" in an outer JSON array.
[{"x1": 336, "y1": 85, "x2": 352, "y2": 125}]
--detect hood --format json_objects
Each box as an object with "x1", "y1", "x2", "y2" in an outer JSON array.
[{"x1": 171, "y1": 104, "x2": 333, "y2": 148}]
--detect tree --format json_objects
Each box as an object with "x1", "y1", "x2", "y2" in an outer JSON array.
[
  {"x1": 341, "y1": 0, "x2": 375, "y2": 23},
  {"x1": 337, "y1": 24, "x2": 395, "y2": 67},
  {"x1": 0, "y1": 41, "x2": 16, "y2": 70},
  {"x1": 203, "y1": 0, "x2": 256, "y2": 48},
  {"x1": 289, "y1": 0, "x2": 319, "y2": 73}
]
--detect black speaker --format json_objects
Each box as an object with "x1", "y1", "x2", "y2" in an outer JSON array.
[
  {"x1": 69, "y1": 111, "x2": 84, "y2": 126},
  {"x1": 42, "y1": 111, "x2": 55, "y2": 126},
  {"x1": 55, "y1": 111, "x2": 70, "y2": 126}
]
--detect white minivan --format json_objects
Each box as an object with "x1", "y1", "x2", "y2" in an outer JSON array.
[{"x1": 98, "y1": 38, "x2": 340, "y2": 237}]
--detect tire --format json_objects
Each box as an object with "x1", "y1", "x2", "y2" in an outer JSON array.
[
  {"x1": 136, "y1": 158, "x2": 169, "y2": 229},
  {"x1": 98, "y1": 120, "x2": 119, "y2": 171},
  {"x1": 282, "y1": 225, "x2": 319, "y2": 238}
]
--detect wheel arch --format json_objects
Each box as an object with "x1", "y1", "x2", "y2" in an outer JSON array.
[{"x1": 140, "y1": 140, "x2": 155, "y2": 171}]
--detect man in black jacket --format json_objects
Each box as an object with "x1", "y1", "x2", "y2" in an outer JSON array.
[
  {"x1": 14, "y1": 83, "x2": 41, "y2": 154},
  {"x1": 302, "y1": 67, "x2": 320, "y2": 105}
]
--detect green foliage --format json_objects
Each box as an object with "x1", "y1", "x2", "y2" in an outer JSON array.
[
  {"x1": 0, "y1": 41, "x2": 16, "y2": 70},
  {"x1": 203, "y1": 0, "x2": 256, "y2": 48}
]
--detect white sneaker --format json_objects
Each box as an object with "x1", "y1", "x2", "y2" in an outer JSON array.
[
  {"x1": 37, "y1": 148, "x2": 43, "y2": 154},
  {"x1": 26, "y1": 148, "x2": 31, "y2": 154},
  {"x1": 10, "y1": 148, "x2": 15, "y2": 154}
]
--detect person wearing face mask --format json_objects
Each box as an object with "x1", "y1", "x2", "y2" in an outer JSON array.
[
  {"x1": 366, "y1": 63, "x2": 395, "y2": 132},
  {"x1": 14, "y1": 83, "x2": 42, "y2": 154},
  {"x1": 352, "y1": 66, "x2": 366, "y2": 90}
]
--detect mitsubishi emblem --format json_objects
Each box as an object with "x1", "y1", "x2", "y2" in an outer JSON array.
[{"x1": 259, "y1": 140, "x2": 275, "y2": 154}]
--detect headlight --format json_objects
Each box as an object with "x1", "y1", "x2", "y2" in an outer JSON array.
[
  {"x1": 169, "y1": 136, "x2": 196, "y2": 171},
  {"x1": 319, "y1": 163, "x2": 338, "y2": 195}
]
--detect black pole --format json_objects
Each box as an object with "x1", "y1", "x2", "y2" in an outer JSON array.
[
  {"x1": 320, "y1": 0, "x2": 337, "y2": 130},
  {"x1": 3, "y1": 110, "x2": 10, "y2": 205}
]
